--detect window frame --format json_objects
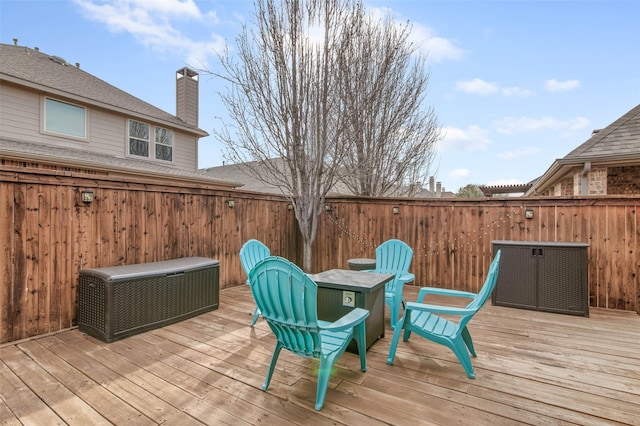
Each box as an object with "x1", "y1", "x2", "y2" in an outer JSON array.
[
  {"x1": 42, "y1": 97, "x2": 87, "y2": 140},
  {"x1": 154, "y1": 126, "x2": 174, "y2": 162},
  {"x1": 127, "y1": 119, "x2": 151, "y2": 159},
  {"x1": 127, "y1": 119, "x2": 175, "y2": 163}
]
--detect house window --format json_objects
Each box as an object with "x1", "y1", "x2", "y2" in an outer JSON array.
[
  {"x1": 128, "y1": 120, "x2": 174, "y2": 162},
  {"x1": 155, "y1": 127, "x2": 173, "y2": 161},
  {"x1": 44, "y1": 98, "x2": 86, "y2": 138},
  {"x1": 128, "y1": 120, "x2": 149, "y2": 158}
]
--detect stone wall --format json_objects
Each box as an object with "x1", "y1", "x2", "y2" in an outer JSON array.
[
  {"x1": 554, "y1": 176, "x2": 574, "y2": 196},
  {"x1": 608, "y1": 165, "x2": 640, "y2": 195},
  {"x1": 588, "y1": 167, "x2": 608, "y2": 195}
]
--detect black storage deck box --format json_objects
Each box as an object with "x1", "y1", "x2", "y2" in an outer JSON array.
[
  {"x1": 492, "y1": 241, "x2": 589, "y2": 316},
  {"x1": 78, "y1": 257, "x2": 219, "y2": 342}
]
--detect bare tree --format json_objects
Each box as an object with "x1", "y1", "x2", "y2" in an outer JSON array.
[
  {"x1": 210, "y1": 0, "x2": 353, "y2": 272},
  {"x1": 337, "y1": 8, "x2": 441, "y2": 196},
  {"x1": 207, "y1": 0, "x2": 440, "y2": 271}
]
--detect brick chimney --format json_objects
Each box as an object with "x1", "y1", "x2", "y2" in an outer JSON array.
[{"x1": 176, "y1": 67, "x2": 199, "y2": 127}]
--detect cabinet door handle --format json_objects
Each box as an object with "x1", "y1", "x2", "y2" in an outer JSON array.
[{"x1": 532, "y1": 248, "x2": 543, "y2": 256}]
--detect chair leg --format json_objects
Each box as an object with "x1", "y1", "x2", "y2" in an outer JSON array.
[
  {"x1": 315, "y1": 357, "x2": 333, "y2": 410},
  {"x1": 389, "y1": 302, "x2": 397, "y2": 329},
  {"x1": 450, "y1": 338, "x2": 476, "y2": 379},
  {"x1": 461, "y1": 326, "x2": 477, "y2": 357},
  {"x1": 354, "y1": 323, "x2": 368, "y2": 372},
  {"x1": 250, "y1": 306, "x2": 261, "y2": 327},
  {"x1": 402, "y1": 328, "x2": 412, "y2": 342},
  {"x1": 263, "y1": 343, "x2": 283, "y2": 390},
  {"x1": 389, "y1": 295, "x2": 407, "y2": 329},
  {"x1": 386, "y1": 313, "x2": 407, "y2": 364}
]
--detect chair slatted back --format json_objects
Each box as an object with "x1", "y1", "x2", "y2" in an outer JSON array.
[
  {"x1": 239, "y1": 239, "x2": 270, "y2": 279},
  {"x1": 375, "y1": 239, "x2": 413, "y2": 292},
  {"x1": 460, "y1": 250, "x2": 502, "y2": 328},
  {"x1": 375, "y1": 239, "x2": 413, "y2": 273},
  {"x1": 249, "y1": 256, "x2": 322, "y2": 358}
]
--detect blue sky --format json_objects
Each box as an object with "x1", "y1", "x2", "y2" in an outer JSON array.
[{"x1": 2, "y1": 0, "x2": 638, "y2": 193}]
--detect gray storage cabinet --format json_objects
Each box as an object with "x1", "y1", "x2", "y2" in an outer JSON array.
[
  {"x1": 492, "y1": 241, "x2": 589, "y2": 316},
  {"x1": 78, "y1": 257, "x2": 219, "y2": 342}
]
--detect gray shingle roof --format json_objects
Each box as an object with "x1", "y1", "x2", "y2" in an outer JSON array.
[
  {"x1": 564, "y1": 103, "x2": 640, "y2": 160},
  {"x1": 201, "y1": 159, "x2": 290, "y2": 195},
  {"x1": 525, "y1": 103, "x2": 640, "y2": 195},
  {"x1": 0, "y1": 42, "x2": 206, "y2": 135},
  {"x1": 202, "y1": 158, "x2": 353, "y2": 195}
]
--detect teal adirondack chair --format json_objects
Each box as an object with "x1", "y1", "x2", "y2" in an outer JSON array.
[
  {"x1": 367, "y1": 239, "x2": 414, "y2": 329},
  {"x1": 249, "y1": 256, "x2": 369, "y2": 411},
  {"x1": 386, "y1": 250, "x2": 501, "y2": 379},
  {"x1": 239, "y1": 239, "x2": 270, "y2": 326}
]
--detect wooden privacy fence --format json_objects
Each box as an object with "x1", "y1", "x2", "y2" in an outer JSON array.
[
  {"x1": 0, "y1": 168, "x2": 300, "y2": 344},
  {"x1": 314, "y1": 196, "x2": 640, "y2": 314},
  {"x1": 1, "y1": 166, "x2": 639, "y2": 344}
]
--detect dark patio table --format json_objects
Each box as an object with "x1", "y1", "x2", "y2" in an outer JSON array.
[{"x1": 310, "y1": 269, "x2": 393, "y2": 353}]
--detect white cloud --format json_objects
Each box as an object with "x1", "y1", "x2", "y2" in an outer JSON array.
[
  {"x1": 494, "y1": 116, "x2": 590, "y2": 135},
  {"x1": 497, "y1": 147, "x2": 540, "y2": 159},
  {"x1": 370, "y1": 6, "x2": 465, "y2": 62},
  {"x1": 455, "y1": 78, "x2": 499, "y2": 95},
  {"x1": 450, "y1": 168, "x2": 471, "y2": 180},
  {"x1": 501, "y1": 86, "x2": 532, "y2": 97},
  {"x1": 409, "y1": 23, "x2": 465, "y2": 62},
  {"x1": 456, "y1": 78, "x2": 531, "y2": 96},
  {"x1": 567, "y1": 116, "x2": 590, "y2": 131},
  {"x1": 438, "y1": 125, "x2": 492, "y2": 152},
  {"x1": 544, "y1": 79, "x2": 580, "y2": 92},
  {"x1": 73, "y1": 0, "x2": 224, "y2": 67}
]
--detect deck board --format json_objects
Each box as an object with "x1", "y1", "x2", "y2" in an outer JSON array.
[{"x1": 1, "y1": 285, "x2": 639, "y2": 425}]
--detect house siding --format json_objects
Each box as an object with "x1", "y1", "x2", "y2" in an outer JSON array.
[
  {"x1": 0, "y1": 84, "x2": 41, "y2": 139},
  {"x1": 1, "y1": 83, "x2": 197, "y2": 171},
  {"x1": 173, "y1": 132, "x2": 198, "y2": 172}
]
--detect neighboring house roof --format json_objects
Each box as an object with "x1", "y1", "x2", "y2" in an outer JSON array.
[
  {"x1": 0, "y1": 42, "x2": 207, "y2": 136},
  {"x1": 526, "y1": 103, "x2": 640, "y2": 196},
  {"x1": 202, "y1": 159, "x2": 289, "y2": 195},
  {"x1": 203, "y1": 158, "x2": 360, "y2": 196},
  {"x1": 1, "y1": 138, "x2": 242, "y2": 188},
  {"x1": 203, "y1": 158, "x2": 454, "y2": 197}
]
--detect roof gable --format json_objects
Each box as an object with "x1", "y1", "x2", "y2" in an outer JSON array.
[{"x1": 0, "y1": 43, "x2": 206, "y2": 136}]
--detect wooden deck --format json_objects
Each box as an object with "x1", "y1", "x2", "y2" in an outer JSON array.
[{"x1": 2, "y1": 285, "x2": 639, "y2": 425}]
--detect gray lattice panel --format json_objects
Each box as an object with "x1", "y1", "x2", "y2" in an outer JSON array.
[{"x1": 78, "y1": 258, "x2": 219, "y2": 342}]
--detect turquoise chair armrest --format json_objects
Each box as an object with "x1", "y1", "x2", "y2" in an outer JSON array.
[
  {"x1": 405, "y1": 301, "x2": 474, "y2": 316},
  {"x1": 397, "y1": 272, "x2": 414, "y2": 284},
  {"x1": 416, "y1": 287, "x2": 477, "y2": 303},
  {"x1": 320, "y1": 307, "x2": 369, "y2": 332}
]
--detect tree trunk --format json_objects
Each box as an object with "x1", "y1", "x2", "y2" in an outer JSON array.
[{"x1": 302, "y1": 238, "x2": 313, "y2": 273}]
